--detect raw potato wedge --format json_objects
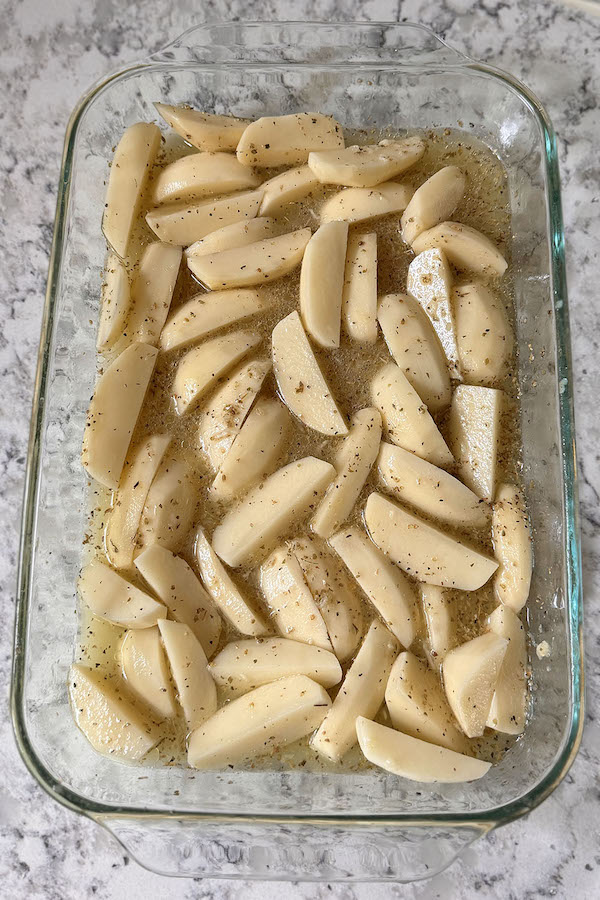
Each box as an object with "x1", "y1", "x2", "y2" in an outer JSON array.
[
  {"x1": 299, "y1": 221, "x2": 349, "y2": 348},
  {"x1": 492, "y1": 484, "x2": 533, "y2": 612},
  {"x1": 356, "y1": 717, "x2": 490, "y2": 783},
  {"x1": 407, "y1": 248, "x2": 460, "y2": 378},
  {"x1": 486, "y1": 605, "x2": 528, "y2": 734},
  {"x1": 236, "y1": 112, "x2": 344, "y2": 167},
  {"x1": 82, "y1": 343, "x2": 157, "y2": 490},
  {"x1": 421, "y1": 584, "x2": 456, "y2": 670},
  {"x1": 137, "y1": 456, "x2": 197, "y2": 553},
  {"x1": 308, "y1": 136, "x2": 425, "y2": 188},
  {"x1": 134, "y1": 543, "x2": 221, "y2": 657},
  {"x1": 371, "y1": 363, "x2": 453, "y2": 467},
  {"x1": 173, "y1": 330, "x2": 260, "y2": 415},
  {"x1": 197, "y1": 357, "x2": 271, "y2": 471},
  {"x1": 102, "y1": 122, "x2": 161, "y2": 258},
  {"x1": 188, "y1": 675, "x2": 332, "y2": 769},
  {"x1": 443, "y1": 633, "x2": 508, "y2": 738},
  {"x1": 121, "y1": 626, "x2": 177, "y2": 720},
  {"x1": 320, "y1": 182, "x2": 413, "y2": 224},
  {"x1": 365, "y1": 493, "x2": 498, "y2": 590},
  {"x1": 454, "y1": 283, "x2": 514, "y2": 385},
  {"x1": 412, "y1": 222, "x2": 507, "y2": 277},
  {"x1": 401, "y1": 166, "x2": 466, "y2": 245},
  {"x1": 158, "y1": 619, "x2": 217, "y2": 731},
  {"x1": 213, "y1": 457, "x2": 336, "y2": 567},
  {"x1": 211, "y1": 398, "x2": 290, "y2": 500},
  {"x1": 209, "y1": 638, "x2": 342, "y2": 692},
  {"x1": 378, "y1": 293, "x2": 451, "y2": 413},
  {"x1": 125, "y1": 242, "x2": 182, "y2": 346},
  {"x1": 272, "y1": 311, "x2": 348, "y2": 436},
  {"x1": 104, "y1": 434, "x2": 171, "y2": 569},
  {"x1": 342, "y1": 231, "x2": 378, "y2": 344},
  {"x1": 447, "y1": 384, "x2": 505, "y2": 501},
  {"x1": 312, "y1": 407, "x2": 382, "y2": 539},
  {"x1": 160, "y1": 289, "x2": 267, "y2": 351},
  {"x1": 186, "y1": 217, "x2": 277, "y2": 257},
  {"x1": 329, "y1": 527, "x2": 416, "y2": 648},
  {"x1": 146, "y1": 189, "x2": 263, "y2": 246},
  {"x1": 153, "y1": 151, "x2": 260, "y2": 204},
  {"x1": 259, "y1": 165, "x2": 320, "y2": 216},
  {"x1": 188, "y1": 228, "x2": 311, "y2": 290},
  {"x1": 377, "y1": 442, "x2": 489, "y2": 529},
  {"x1": 69, "y1": 664, "x2": 158, "y2": 761},
  {"x1": 97, "y1": 254, "x2": 130, "y2": 352},
  {"x1": 78, "y1": 559, "x2": 166, "y2": 629},
  {"x1": 260, "y1": 546, "x2": 332, "y2": 650},
  {"x1": 195, "y1": 529, "x2": 269, "y2": 637},
  {"x1": 311, "y1": 621, "x2": 399, "y2": 762},
  {"x1": 385, "y1": 652, "x2": 469, "y2": 753},
  {"x1": 154, "y1": 104, "x2": 249, "y2": 151}
]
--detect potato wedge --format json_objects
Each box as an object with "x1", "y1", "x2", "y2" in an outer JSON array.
[
  {"x1": 146, "y1": 189, "x2": 263, "y2": 246},
  {"x1": 447, "y1": 384, "x2": 505, "y2": 500},
  {"x1": 158, "y1": 619, "x2": 217, "y2": 731},
  {"x1": 260, "y1": 546, "x2": 332, "y2": 650},
  {"x1": 272, "y1": 311, "x2": 348, "y2": 436},
  {"x1": 121, "y1": 626, "x2": 177, "y2": 720},
  {"x1": 69, "y1": 664, "x2": 158, "y2": 761},
  {"x1": 371, "y1": 363, "x2": 453, "y2": 467},
  {"x1": 137, "y1": 456, "x2": 197, "y2": 553},
  {"x1": 173, "y1": 330, "x2": 260, "y2": 415},
  {"x1": 211, "y1": 398, "x2": 290, "y2": 500},
  {"x1": 134, "y1": 543, "x2": 221, "y2": 657},
  {"x1": 308, "y1": 136, "x2": 425, "y2": 188},
  {"x1": 78, "y1": 558, "x2": 166, "y2": 629},
  {"x1": 188, "y1": 228, "x2": 311, "y2": 290},
  {"x1": 320, "y1": 181, "x2": 413, "y2": 224},
  {"x1": 186, "y1": 217, "x2": 277, "y2": 257},
  {"x1": 160, "y1": 289, "x2": 267, "y2": 351},
  {"x1": 188, "y1": 675, "x2": 331, "y2": 769},
  {"x1": 356, "y1": 717, "x2": 490, "y2": 783},
  {"x1": 385, "y1": 652, "x2": 469, "y2": 752},
  {"x1": 421, "y1": 584, "x2": 456, "y2": 670},
  {"x1": 195, "y1": 529, "x2": 269, "y2": 637},
  {"x1": 401, "y1": 166, "x2": 466, "y2": 245},
  {"x1": 82, "y1": 343, "x2": 157, "y2": 490},
  {"x1": 365, "y1": 493, "x2": 498, "y2": 590},
  {"x1": 342, "y1": 231, "x2": 378, "y2": 343},
  {"x1": 300, "y1": 221, "x2": 349, "y2": 348},
  {"x1": 312, "y1": 407, "x2": 382, "y2": 539},
  {"x1": 209, "y1": 638, "x2": 342, "y2": 692},
  {"x1": 102, "y1": 122, "x2": 161, "y2": 258},
  {"x1": 486, "y1": 605, "x2": 528, "y2": 734},
  {"x1": 406, "y1": 248, "x2": 460, "y2": 378},
  {"x1": 412, "y1": 222, "x2": 507, "y2": 277},
  {"x1": 125, "y1": 242, "x2": 182, "y2": 346},
  {"x1": 454, "y1": 283, "x2": 514, "y2": 385},
  {"x1": 378, "y1": 293, "x2": 451, "y2": 413},
  {"x1": 442, "y1": 633, "x2": 508, "y2": 737},
  {"x1": 311, "y1": 621, "x2": 399, "y2": 762},
  {"x1": 154, "y1": 104, "x2": 249, "y2": 151},
  {"x1": 153, "y1": 151, "x2": 260, "y2": 204},
  {"x1": 213, "y1": 457, "x2": 336, "y2": 567},
  {"x1": 97, "y1": 254, "x2": 130, "y2": 352},
  {"x1": 236, "y1": 113, "x2": 344, "y2": 167},
  {"x1": 259, "y1": 165, "x2": 320, "y2": 216},
  {"x1": 377, "y1": 442, "x2": 489, "y2": 529},
  {"x1": 492, "y1": 484, "x2": 533, "y2": 612}
]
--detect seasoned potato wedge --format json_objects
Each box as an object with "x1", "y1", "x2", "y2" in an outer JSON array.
[
  {"x1": 121, "y1": 626, "x2": 177, "y2": 720},
  {"x1": 160, "y1": 289, "x2": 267, "y2": 351},
  {"x1": 492, "y1": 484, "x2": 533, "y2": 612},
  {"x1": 209, "y1": 638, "x2": 342, "y2": 692},
  {"x1": 153, "y1": 151, "x2": 260, "y2": 204},
  {"x1": 454, "y1": 283, "x2": 514, "y2": 385},
  {"x1": 155, "y1": 104, "x2": 249, "y2": 151},
  {"x1": 486, "y1": 605, "x2": 528, "y2": 734},
  {"x1": 342, "y1": 231, "x2": 378, "y2": 343},
  {"x1": 320, "y1": 181, "x2": 413, "y2": 224},
  {"x1": 308, "y1": 136, "x2": 425, "y2": 188},
  {"x1": 146, "y1": 189, "x2": 263, "y2": 246},
  {"x1": 401, "y1": 166, "x2": 466, "y2": 245},
  {"x1": 97, "y1": 254, "x2": 130, "y2": 352},
  {"x1": 300, "y1": 221, "x2": 349, "y2": 348},
  {"x1": 447, "y1": 384, "x2": 505, "y2": 501},
  {"x1": 443, "y1": 633, "x2": 508, "y2": 738},
  {"x1": 259, "y1": 165, "x2": 320, "y2": 216},
  {"x1": 125, "y1": 242, "x2": 181, "y2": 346},
  {"x1": 158, "y1": 619, "x2": 217, "y2": 731},
  {"x1": 412, "y1": 221, "x2": 507, "y2": 277},
  {"x1": 186, "y1": 217, "x2": 277, "y2": 257},
  {"x1": 173, "y1": 330, "x2": 260, "y2": 415},
  {"x1": 421, "y1": 584, "x2": 456, "y2": 670},
  {"x1": 78, "y1": 558, "x2": 166, "y2": 629},
  {"x1": 136, "y1": 456, "x2": 197, "y2": 553},
  {"x1": 407, "y1": 248, "x2": 460, "y2": 378},
  {"x1": 236, "y1": 112, "x2": 344, "y2": 167}
]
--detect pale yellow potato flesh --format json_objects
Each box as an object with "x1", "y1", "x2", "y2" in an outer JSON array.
[
  {"x1": 320, "y1": 181, "x2": 413, "y2": 224},
  {"x1": 311, "y1": 621, "x2": 399, "y2": 762},
  {"x1": 81, "y1": 342, "x2": 158, "y2": 490},
  {"x1": 259, "y1": 165, "x2": 320, "y2": 216},
  {"x1": 236, "y1": 113, "x2": 344, "y2": 167},
  {"x1": 102, "y1": 122, "x2": 161, "y2": 258},
  {"x1": 153, "y1": 151, "x2": 260, "y2": 204},
  {"x1": 121, "y1": 626, "x2": 177, "y2": 720},
  {"x1": 78, "y1": 559, "x2": 166, "y2": 629},
  {"x1": 188, "y1": 228, "x2": 311, "y2": 290},
  {"x1": 487, "y1": 605, "x2": 528, "y2": 734},
  {"x1": 407, "y1": 248, "x2": 460, "y2": 378},
  {"x1": 188, "y1": 675, "x2": 332, "y2": 769},
  {"x1": 146, "y1": 189, "x2": 263, "y2": 246},
  {"x1": 401, "y1": 166, "x2": 466, "y2": 245},
  {"x1": 136, "y1": 456, "x2": 196, "y2": 554},
  {"x1": 492, "y1": 484, "x2": 533, "y2": 612},
  {"x1": 160, "y1": 289, "x2": 267, "y2": 351},
  {"x1": 272, "y1": 311, "x2": 348, "y2": 436},
  {"x1": 185, "y1": 217, "x2": 277, "y2": 257},
  {"x1": 371, "y1": 362, "x2": 453, "y2": 467},
  {"x1": 125, "y1": 242, "x2": 182, "y2": 346},
  {"x1": 421, "y1": 584, "x2": 456, "y2": 670},
  {"x1": 377, "y1": 293, "x2": 451, "y2": 413},
  {"x1": 365, "y1": 493, "x2": 498, "y2": 590},
  {"x1": 209, "y1": 638, "x2": 342, "y2": 692},
  {"x1": 158, "y1": 620, "x2": 217, "y2": 732},
  {"x1": 412, "y1": 221, "x2": 507, "y2": 277},
  {"x1": 213, "y1": 457, "x2": 336, "y2": 567},
  {"x1": 299, "y1": 221, "x2": 349, "y2": 348},
  {"x1": 443, "y1": 632, "x2": 508, "y2": 737},
  {"x1": 356, "y1": 717, "x2": 490, "y2": 783},
  {"x1": 69, "y1": 664, "x2": 158, "y2": 761},
  {"x1": 447, "y1": 384, "x2": 505, "y2": 501},
  {"x1": 134, "y1": 543, "x2": 221, "y2": 657},
  {"x1": 454, "y1": 282, "x2": 514, "y2": 385},
  {"x1": 308, "y1": 136, "x2": 425, "y2": 188},
  {"x1": 155, "y1": 104, "x2": 249, "y2": 151},
  {"x1": 341, "y1": 231, "x2": 378, "y2": 343},
  {"x1": 97, "y1": 254, "x2": 130, "y2": 352}
]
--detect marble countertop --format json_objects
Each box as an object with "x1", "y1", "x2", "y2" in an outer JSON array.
[{"x1": 1, "y1": 1, "x2": 599, "y2": 897}]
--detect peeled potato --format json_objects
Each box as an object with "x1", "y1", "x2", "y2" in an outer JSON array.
[
  {"x1": 412, "y1": 221, "x2": 507, "y2": 277},
  {"x1": 236, "y1": 112, "x2": 344, "y2": 167},
  {"x1": 320, "y1": 181, "x2": 413, "y2": 224},
  {"x1": 300, "y1": 221, "x2": 349, "y2": 348},
  {"x1": 454, "y1": 282, "x2": 514, "y2": 385},
  {"x1": 160, "y1": 289, "x2": 267, "y2": 351},
  {"x1": 308, "y1": 136, "x2": 425, "y2": 188},
  {"x1": 186, "y1": 217, "x2": 277, "y2": 257},
  {"x1": 421, "y1": 584, "x2": 456, "y2": 670},
  {"x1": 125, "y1": 242, "x2": 182, "y2": 346},
  {"x1": 78, "y1": 558, "x2": 166, "y2": 629},
  {"x1": 486, "y1": 605, "x2": 528, "y2": 734},
  {"x1": 401, "y1": 166, "x2": 466, "y2": 245},
  {"x1": 447, "y1": 384, "x2": 505, "y2": 501},
  {"x1": 158, "y1": 619, "x2": 217, "y2": 731},
  {"x1": 342, "y1": 231, "x2": 378, "y2": 343},
  {"x1": 153, "y1": 151, "x2": 260, "y2": 204},
  {"x1": 121, "y1": 626, "x2": 177, "y2": 720},
  {"x1": 209, "y1": 638, "x2": 342, "y2": 692},
  {"x1": 407, "y1": 248, "x2": 460, "y2": 378},
  {"x1": 155, "y1": 104, "x2": 249, "y2": 151},
  {"x1": 136, "y1": 456, "x2": 197, "y2": 553},
  {"x1": 97, "y1": 254, "x2": 130, "y2": 352},
  {"x1": 492, "y1": 484, "x2": 533, "y2": 612},
  {"x1": 442, "y1": 633, "x2": 509, "y2": 738},
  {"x1": 146, "y1": 189, "x2": 263, "y2": 246},
  {"x1": 259, "y1": 165, "x2": 320, "y2": 216}
]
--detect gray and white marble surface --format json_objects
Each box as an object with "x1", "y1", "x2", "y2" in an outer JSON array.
[{"x1": 1, "y1": 0, "x2": 599, "y2": 897}]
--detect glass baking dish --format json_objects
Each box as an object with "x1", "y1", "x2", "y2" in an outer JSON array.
[{"x1": 11, "y1": 21, "x2": 583, "y2": 882}]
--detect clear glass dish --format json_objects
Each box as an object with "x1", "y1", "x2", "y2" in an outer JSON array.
[{"x1": 11, "y1": 21, "x2": 583, "y2": 883}]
